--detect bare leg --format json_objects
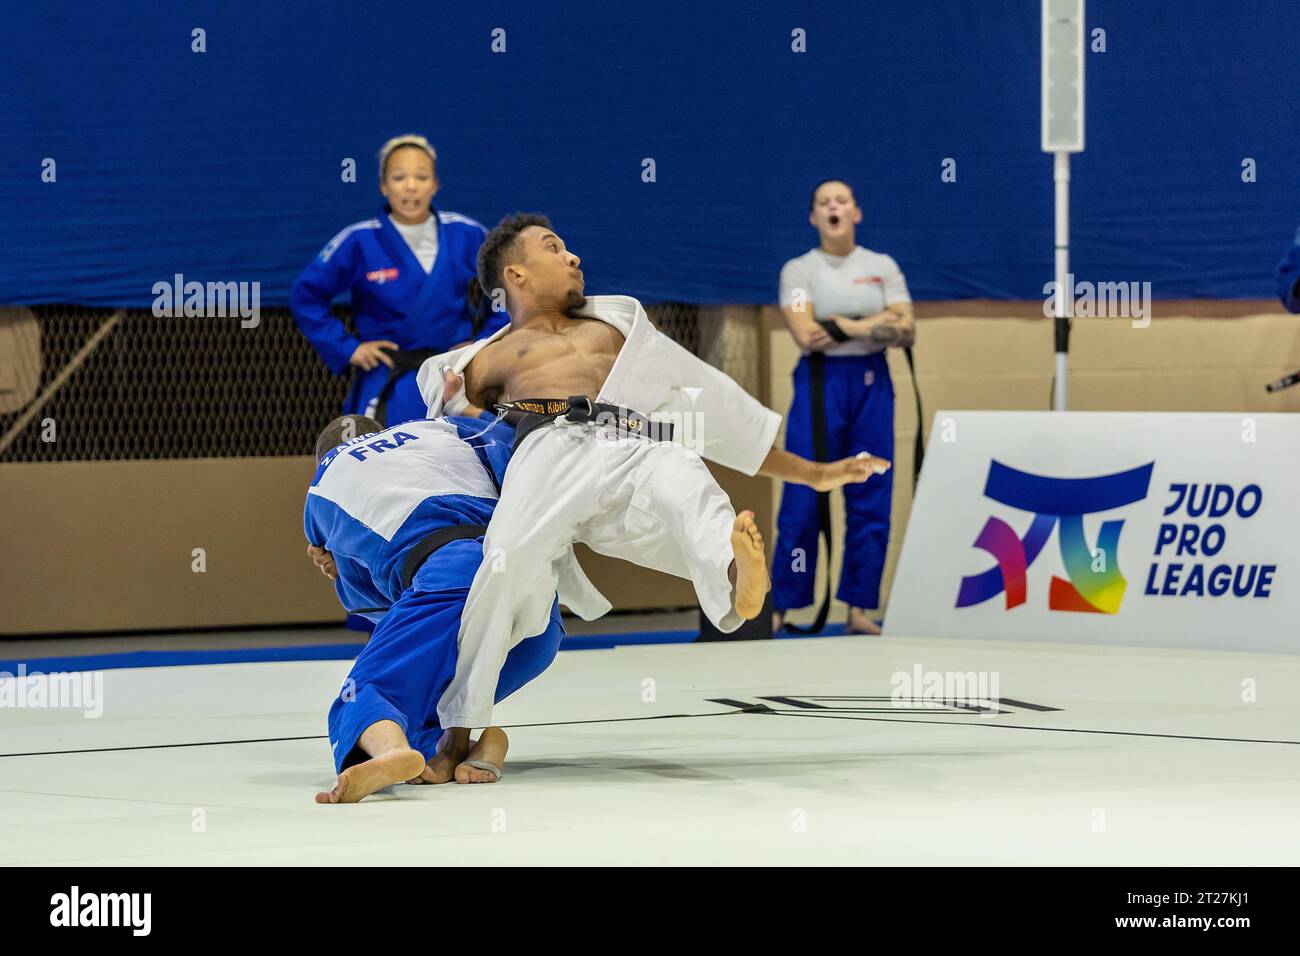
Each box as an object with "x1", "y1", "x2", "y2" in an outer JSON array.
[
  {"x1": 315, "y1": 719, "x2": 425, "y2": 804},
  {"x1": 455, "y1": 726, "x2": 509, "y2": 784},
  {"x1": 728, "y1": 510, "x2": 769, "y2": 620},
  {"x1": 409, "y1": 727, "x2": 473, "y2": 784}
]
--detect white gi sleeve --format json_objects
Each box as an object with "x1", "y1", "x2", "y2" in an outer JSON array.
[{"x1": 595, "y1": 298, "x2": 781, "y2": 477}]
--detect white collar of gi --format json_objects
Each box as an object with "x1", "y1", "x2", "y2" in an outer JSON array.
[{"x1": 570, "y1": 294, "x2": 640, "y2": 337}]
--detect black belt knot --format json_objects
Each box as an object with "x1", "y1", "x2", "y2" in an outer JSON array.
[{"x1": 494, "y1": 396, "x2": 674, "y2": 449}]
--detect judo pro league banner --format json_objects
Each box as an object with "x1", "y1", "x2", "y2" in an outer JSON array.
[{"x1": 885, "y1": 413, "x2": 1297, "y2": 653}]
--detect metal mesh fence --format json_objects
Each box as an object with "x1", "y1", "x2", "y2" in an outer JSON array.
[
  {"x1": 689, "y1": 306, "x2": 763, "y2": 398},
  {"x1": 0, "y1": 303, "x2": 764, "y2": 462}
]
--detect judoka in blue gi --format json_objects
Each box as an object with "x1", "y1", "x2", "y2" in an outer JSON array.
[
  {"x1": 305, "y1": 412, "x2": 561, "y2": 804},
  {"x1": 289, "y1": 134, "x2": 507, "y2": 428}
]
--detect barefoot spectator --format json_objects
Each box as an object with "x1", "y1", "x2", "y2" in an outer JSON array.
[{"x1": 770, "y1": 179, "x2": 914, "y2": 635}]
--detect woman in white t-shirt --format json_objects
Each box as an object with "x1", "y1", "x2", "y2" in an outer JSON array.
[{"x1": 771, "y1": 179, "x2": 914, "y2": 635}]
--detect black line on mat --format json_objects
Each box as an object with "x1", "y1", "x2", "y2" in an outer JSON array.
[
  {"x1": 995, "y1": 697, "x2": 1064, "y2": 712},
  {"x1": 759, "y1": 695, "x2": 828, "y2": 709},
  {"x1": 2, "y1": 703, "x2": 1293, "y2": 757},
  {"x1": 0, "y1": 709, "x2": 751, "y2": 758},
  {"x1": 767, "y1": 711, "x2": 1300, "y2": 746},
  {"x1": 0, "y1": 734, "x2": 330, "y2": 758}
]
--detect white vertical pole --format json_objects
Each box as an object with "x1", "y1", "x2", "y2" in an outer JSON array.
[
  {"x1": 1043, "y1": 0, "x2": 1083, "y2": 411},
  {"x1": 1053, "y1": 151, "x2": 1070, "y2": 411}
]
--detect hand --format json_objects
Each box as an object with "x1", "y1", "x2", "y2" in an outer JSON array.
[
  {"x1": 349, "y1": 340, "x2": 398, "y2": 371},
  {"x1": 794, "y1": 317, "x2": 835, "y2": 351},
  {"x1": 862, "y1": 310, "x2": 914, "y2": 348},
  {"x1": 307, "y1": 544, "x2": 337, "y2": 581},
  {"x1": 443, "y1": 368, "x2": 464, "y2": 403},
  {"x1": 812, "y1": 452, "x2": 892, "y2": 492}
]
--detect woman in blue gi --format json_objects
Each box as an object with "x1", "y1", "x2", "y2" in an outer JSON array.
[
  {"x1": 770, "y1": 180, "x2": 915, "y2": 636},
  {"x1": 290, "y1": 134, "x2": 505, "y2": 427}
]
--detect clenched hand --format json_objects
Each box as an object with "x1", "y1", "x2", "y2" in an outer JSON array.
[{"x1": 307, "y1": 544, "x2": 337, "y2": 581}]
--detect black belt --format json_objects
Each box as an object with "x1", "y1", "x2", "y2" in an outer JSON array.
[
  {"x1": 813, "y1": 317, "x2": 925, "y2": 487},
  {"x1": 371, "y1": 348, "x2": 438, "y2": 427},
  {"x1": 815, "y1": 318, "x2": 853, "y2": 343},
  {"x1": 347, "y1": 523, "x2": 487, "y2": 616},
  {"x1": 493, "y1": 396, "x2": 675, "y2": 450}
]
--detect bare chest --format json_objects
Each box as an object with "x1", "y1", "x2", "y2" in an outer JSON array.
[
  {"x1": 515, "y1": 322, "x2": 623, "y2": 365},
  {"x1": 482, "y1": 322, "x2": 626, "y2": 399}
]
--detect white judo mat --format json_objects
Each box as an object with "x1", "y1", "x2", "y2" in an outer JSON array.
[{"x1": 2, "y1": 635, "x2": 1298, "y2": 866}]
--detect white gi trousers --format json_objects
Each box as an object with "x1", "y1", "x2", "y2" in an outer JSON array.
[{"x1": 437, "y1": 420, "x2": 741, "y2": 728}]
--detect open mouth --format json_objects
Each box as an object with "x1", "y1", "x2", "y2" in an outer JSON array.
[{"x1": 828, "y1": 214, "x2": 841, "y2": 227}]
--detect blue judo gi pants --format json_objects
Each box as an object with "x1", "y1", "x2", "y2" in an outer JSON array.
[
  {"x1": 770, "y1": 352, "x2": 895, "y2": 612},
  {"x1": 327, "y1": 538, "x2": 564, "y2": 773}
]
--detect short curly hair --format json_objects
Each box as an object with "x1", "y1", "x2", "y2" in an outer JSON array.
[{"x1": 476, "y1": 212, "x2": 553, "y2": 306}]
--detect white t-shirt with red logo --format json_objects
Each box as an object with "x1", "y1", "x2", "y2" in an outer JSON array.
[
  {"x1": 390, "y1": 215, "x2": 440, "y2": 274},
  {"x1": 779, "y1": 246, "x2": 911, "y2": 356}
]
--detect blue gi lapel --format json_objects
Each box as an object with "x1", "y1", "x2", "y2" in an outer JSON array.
[
  {"x1": 403, "y1": 205, "x2": 454, "y2": 327},
  {"x1": 374, "y1": 207, "x2": 419, "y2": 283},
  {"x1": 376, "y1": 204, "x2": 456, "y2": 331}
]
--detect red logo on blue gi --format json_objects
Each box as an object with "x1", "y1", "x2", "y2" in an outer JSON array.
[{"x1": 366, "y1": 268, "x2": 399, "y2": 284}]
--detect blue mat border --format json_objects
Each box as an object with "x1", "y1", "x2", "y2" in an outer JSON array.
[{"x1": 0, "y1": 625, "x2": 850, "y2": 674}]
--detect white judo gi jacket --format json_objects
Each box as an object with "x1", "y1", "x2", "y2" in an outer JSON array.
[{"x1": 415, "y1": 294, "x2": 782, "y2": 621}]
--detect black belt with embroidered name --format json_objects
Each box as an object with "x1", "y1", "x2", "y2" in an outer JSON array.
[{"x1": 493, "y1": 396, "x2": 675, "y2": 449}]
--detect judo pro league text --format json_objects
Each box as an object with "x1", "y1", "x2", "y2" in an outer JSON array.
[{"x1": 1144, "y1": 483, "x2": 1275, "y2": 599}]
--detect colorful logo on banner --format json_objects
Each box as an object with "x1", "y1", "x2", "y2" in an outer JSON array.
[{"x1": 956, "y1": 461, "x2": 1154, "y2": 613}]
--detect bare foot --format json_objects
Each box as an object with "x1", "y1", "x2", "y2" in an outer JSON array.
[
  {"x1": 847, "y1": 607, "x2": 882, "y2": 635},
  {"x1": 455, "y1": 726, "x2": 509, "y2": 784},
  {"x1": 408, "y1": 728, "x2": 472, "y2": 785},
  {"x1": 731, "y1": 510, "x2": 769, "y2": 620},
  {"x1": 315, "y1": 747, "x2": 425, "y2": 804}
]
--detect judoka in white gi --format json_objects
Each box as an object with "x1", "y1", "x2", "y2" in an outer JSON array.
[{"x1": 415, "y1": 214, "x2": 891, "y2": 730}]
